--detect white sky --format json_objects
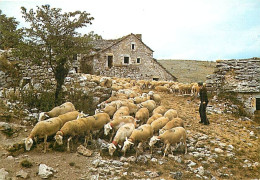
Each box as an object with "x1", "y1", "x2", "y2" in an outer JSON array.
[{"x1": 1, "y1": 0, "x2": 260, "y2": 61}]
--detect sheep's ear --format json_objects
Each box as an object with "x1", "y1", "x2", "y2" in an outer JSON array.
[
  {"x1": 118, "y1": 144, "x2": 122, "y2": 148},
  {"x1": 129, "y1": 141, "x2": 134, "y2": 145},
  {"x1": 125, "y1": 137, "x2": 128, "y2": 141}
]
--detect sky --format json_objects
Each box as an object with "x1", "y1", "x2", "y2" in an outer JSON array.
[{"x1": 1, "y1": 0, "x2": 260, "y2": 61}]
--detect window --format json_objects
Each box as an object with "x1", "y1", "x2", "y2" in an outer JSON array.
[
  {"x1": 153, "y1": 77, "x2": 159, "y2": 81},
  {"x1": 137, "y1": 58, "x2": 141, "y2": 64},
  {"x1": 124, "y1": 56, "x2": 129, "y2": 64},
  {"x1": 107, "y1": 56, "x2": 113, "y2": 68},
  {"x1": 131, "y1": 43, "x2": 135, "y2": 50}
]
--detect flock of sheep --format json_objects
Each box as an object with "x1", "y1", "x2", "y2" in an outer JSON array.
[{"x1": 24, "y1": 75, "x2": 200, "y2": 157}]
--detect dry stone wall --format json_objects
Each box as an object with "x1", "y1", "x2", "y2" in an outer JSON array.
[
  {"x1": 206, "y1": 58, "x2": 260, "y2": 115},
  {"x1": 206, "y1": 58, "x2": 260, "y2": 93}
]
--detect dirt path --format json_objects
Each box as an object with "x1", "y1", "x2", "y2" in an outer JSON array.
[{"x1": 0, "y1": 92, "x2": 259, "y2": 180}]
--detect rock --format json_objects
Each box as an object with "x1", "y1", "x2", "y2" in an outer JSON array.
[
  {"x1": 16, "y1": 170, "x2": 29, "y2": 179},
  {"x1": 137, "y1": 155, "x2": 147, "y2": 163},
  {"x1": 77, "y1": 145, "x2": 93, "y2": 157},
  {"x1": 197, "y1": 166, "x2": 204, "y2": 176},
  {"x1": 214, "y1": 148, "x2": 224, "y2": 153},
  {"x1": 111, "y1": 160, "x2": 123, "y2": 167},
  {"x1": 6, "y1": 156, "x2": 14, "y2": 160},
  {"x1": 120, "y1": 157, "x2": 128, "y2": 162},
  {"x1": 170, "y1": 171, "x2": 182, "y2": 180},
  {"x1": 0, "y1": 168, "x2": 9, "y2": 180},
  {"x1": 187, "y1": 161, "x2": 197, "y2": 167},
  {"x1": 127, "y1": 156, "x2": 136, "y2": 162},
  {"x1": 151, "y1": 158, "x2": 157, "y2": 162},
  {"x1": 38, "y1": 164, "x2": 56, "y2": 179},
  {"x1": 149, "y1": 172, "x2": 160, "y2": 178}
]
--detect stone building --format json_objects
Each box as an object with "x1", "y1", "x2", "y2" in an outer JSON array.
[
  {"x1": 206, "y1": 58, "x2": 260, "y2": 117},
  {"x1": 79, "y1": 33, "x2": 177, "y2": 81}
]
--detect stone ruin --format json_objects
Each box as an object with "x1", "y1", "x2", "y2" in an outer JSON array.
[{"x1": 206, "y1": 58, "x2": 260, "y2": 116}]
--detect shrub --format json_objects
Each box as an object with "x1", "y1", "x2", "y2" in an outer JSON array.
[{"x1": 20, "y1": 159, "x2": 33, "y2": 168}]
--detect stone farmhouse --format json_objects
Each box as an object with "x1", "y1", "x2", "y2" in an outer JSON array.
[
  {"x1": 76, "y1": 33, "x2": 177, "y2": 81},
  {"x1": 206, "y1": 58, "x2": 260, "y2": 118}
]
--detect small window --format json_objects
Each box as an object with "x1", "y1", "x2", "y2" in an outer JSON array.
[
  {"x1": 124, "y1": 57, "x2": 129, "y2": 64},
  {"x1": 137, "y1": 58, "x2": 141, "y2": 64},
  {"x1": 153, "y1": 77, "x2": 159, "y2": 81},
  {"x1": 131, "y1": 44, "x2": 135, "y2": 50}
]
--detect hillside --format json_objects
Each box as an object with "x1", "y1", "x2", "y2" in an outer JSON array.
[
  {"x1": 158, "y1": 60, "x2": 216, "y2": 83},
  {"x1": 0, "y1": 90, "x2": 259, "y2": 179}
]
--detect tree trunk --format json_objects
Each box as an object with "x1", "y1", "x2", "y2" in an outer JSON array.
[{"x1": 54, "y1": 59, "x2": 69, "y2": 106}]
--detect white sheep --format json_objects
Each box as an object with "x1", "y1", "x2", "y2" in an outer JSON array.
[
  {"x1": 138, "y1": 100, "x2": 156, "y2": 113},
  {"x1": 135, "y1": 107, "x2": 149, "y2": 125},
  {"x1": 58, "y1": 111, "x2": 80, "y2": 123},
  {"x1": 146, "y1": 113, "x2": 163, "y2": 124},
  {"x1": 55, "y1": 116, "x2": 95, "y2": 151},
  {"x1": 151, "y1": 117, "x2": 170, "y2": 133},
  {"x1": 104, "y1": 115, "x2": 136, "y2": 140},
  {"x1": 38, "y1": 102, "x2": 76, "y2": 121},
  {"x1": 122, "y1": 124, "x2": 153, "y2": 157},
  {"x1": 112, "y1": 106, "x2": 130, "y2": 120},
  {"x1": 164, "y1": 109, "x2": 178, "y2": 120},
  {"x1": 152, "y1": 105, "x2": 167, "y2": 115},
  {"x1": 149, "y1": 127, "x2": 187, "y2": 157},
  {"x1": 148, "y1": 91, "x2": 161, "y2": 105},
  {"x1": 24, "y1": 117, "x2": 63, "y2": 153},
  {"x1": 159, "y1": 117, "x2": 185, "y2": 135},
  {"x1": 108, "y1": 123, "x2": 135, "y2": 156}
]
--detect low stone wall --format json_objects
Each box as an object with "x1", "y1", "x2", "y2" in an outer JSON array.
[
  {"x1": 206, "y1": 58, "x2": 260, "y2": 116},
  {"x1": 206, "y1": 58, "x2": 260, "y2": 93}
]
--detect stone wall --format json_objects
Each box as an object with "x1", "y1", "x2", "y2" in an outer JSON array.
[
  {"x1": 206, "y1": 58, "x2": 260, "y2": 115},
  {"x1": 206, "y1": 58, "x2": 260, "y2": 93},
  {"x1": 0, "y1": 54, "x2": 112, "y2": 115}
]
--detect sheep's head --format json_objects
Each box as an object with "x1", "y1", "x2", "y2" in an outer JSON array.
[
  {"x1": 38, "y1": 112, "x2": 48, "y2": 121},
  {"x1": 149, "y1": 136, "x2": 160, "y2": 147},
  {"x1": 77, "y1": 111, "x2": 89, "y2": 120},
  {"x1": 104, "y1": 123, "x2": 112, "y2": 136},
  {"x1": 24, "y1": 137, "x2": 33, "y2": 151},
  {"x1": 122, "y1": 137, "x2": 133, "y2": 153},
  {"x1": 54, "y1": 134, "x2": 63, "y2": 145},
  {"x1": 148, "y1": 91, "x2": 154, "y2": 96},
  {"x1": 108, "y1": 143, "x2": 117, "y2": 156}
]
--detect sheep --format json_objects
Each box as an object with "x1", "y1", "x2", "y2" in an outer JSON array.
[
  {"x1": 112, "y1": 106, "x2": 130, "y2": 120},
  {"x1": 135, "y1": 107, "x2": 149, "y2": 125},
  {"x1": 138, "y1": 100, "x2": 156, "y2": 113},
  {"x1": 57, "y1": 111, "x2": 80, "y2": 124},
  {"x1": 122, "y1": 124, "x2": 153, "y2": 157},
  {"x1": 54, "y1": 116, "x2": 95, "y2": 151},
  {"x1": 164, "y1": 109, "x2": 178, "y2": 120},
  {"x1": 92, "y1": 112, "x2": 111, "y2": 131},
  {"x1": 108, "y1": 123, "x2": 135, "y2": 156},
  {"x1": 104, "y1": 115, "x2": 136, "y2": 140},
  {"x1": 146, "y1": 113, "x2": 163, "y2": 124},
  {"x1": 99, "y1": 104, "x2": 117, "y2": 118},
  {"x1": 159, "y1": 118, "x2": 185, "y2": 135},
  {"x1": 151, "y1": 117, "x2": 170, "y2": 133},
  {"x1": 100, "y1": 77, "x2": 112, "y2": 88},
  {"x1": 149, "y1": 127, "x2": 187, "y2": 157},
  {"x1": 24, "y1": 117, "x2": 63, "y2": 153},
  {"x1": 120, "y1": 101, "x2": 139, "y2": 116},
  {"x1": 154, "y1": 86, "x2": 170, "y2": 93},
  {"x1": 148, "y1": 91, "x2": 161, "y2": 105},
  {"x1": 152, "y1": 106, "x2": 167, "y2": 115},
  {"x1": 38, "y1": 102, "x2": 76, "y2": 121}
]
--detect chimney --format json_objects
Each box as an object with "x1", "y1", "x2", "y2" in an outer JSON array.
[{"x1": 135, "y1": 34, "x2": 142, "y2": 40}]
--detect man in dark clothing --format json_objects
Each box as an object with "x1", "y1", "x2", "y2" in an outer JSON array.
[{"x1": 198, "y1": 82, "x2": 210, "y2": 125}]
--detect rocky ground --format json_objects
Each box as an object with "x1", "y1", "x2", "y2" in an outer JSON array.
[{"x1": 0, "y1": 91, "x2": 259, "y2": 180}]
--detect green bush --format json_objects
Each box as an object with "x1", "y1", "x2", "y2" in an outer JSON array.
[{"x1": 20, "y1": 159, "x2": 33, "y2": 168}]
